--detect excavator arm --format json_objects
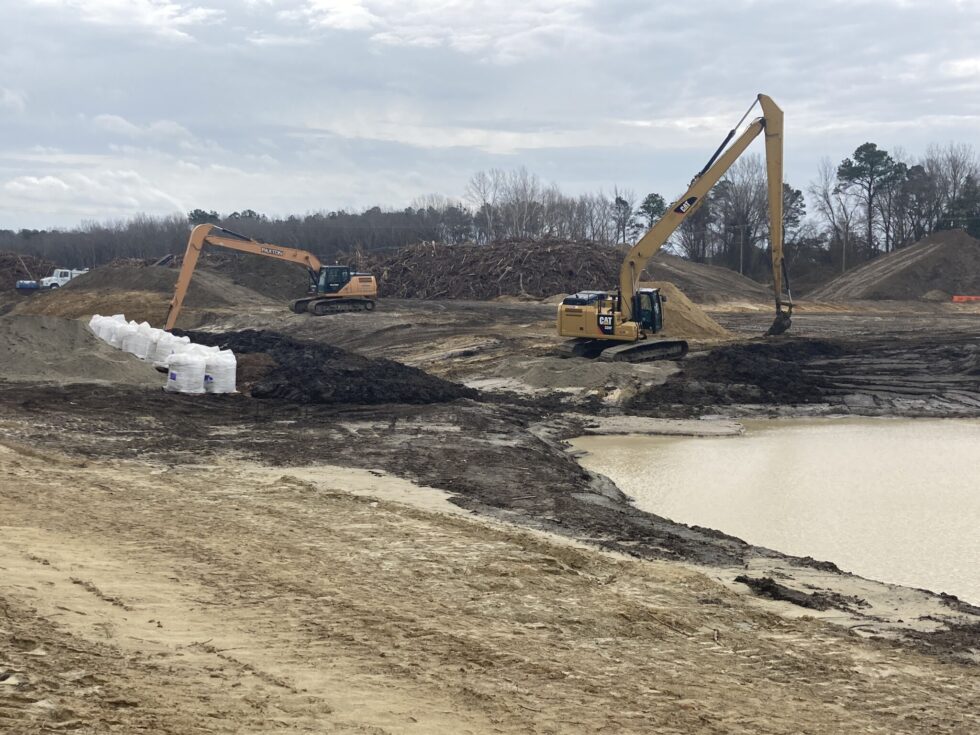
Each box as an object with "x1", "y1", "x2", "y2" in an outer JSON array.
[
  {"x1": 164, "y1": 224, "x2": 322, "y2": 330},
  {"x1": 619, "y1": 94, "x2": 791, "y2": 335}
]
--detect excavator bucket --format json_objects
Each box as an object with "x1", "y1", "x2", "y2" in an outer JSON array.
[{"x1": 766, "y1": 310, "x2": 792, "y2": 336}]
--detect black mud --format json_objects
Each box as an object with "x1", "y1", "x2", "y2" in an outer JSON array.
[
  {"x1": 177, "y1": 329, "x2": 478, "y2": 405},
  {"x1": 628, "y1": 334, "x2": 980, "y2": 417}
]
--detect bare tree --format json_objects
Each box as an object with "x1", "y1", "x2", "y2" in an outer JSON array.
[
  {"x1": 464, "y1": 169, "x2": 502, "y2": 244},
  {"x1": 810, "y1": 158, "x2": 860, "y2": 272}
]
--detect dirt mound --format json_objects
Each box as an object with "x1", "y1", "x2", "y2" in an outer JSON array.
[
  {"x1": 639, "y1": 281, "x2": 731, "y2": 340},
  {"x1": 0, "y1": 315, "x2": 162, "y2": 386},
  {"x1": 196, "y1": 251, "x2": 314, "y2": 301},
  {"x1": 808, "y1": 229, "x2": 980, "y2": 301},
  {"x1": 178, "y1": 329, "x2": 478, "y2": 405},
  {"x1": 643, "y1": 253, "x2": 772, "y2": 304},
  {"x1": 15, "y1": 265, "x2": 273, "y2": 326},
  {"x1": 0, "y1": 252, "x2": 55, "y2": 290}
]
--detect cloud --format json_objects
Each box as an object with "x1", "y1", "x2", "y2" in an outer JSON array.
[
  {"x1": 941, "y1": 57, "x2": 980, "y2": 79},
  {"x1": 29, "y1": 0, "x2": 223, "y2": 40},
  {"x1": 298, "y1": 0, "x2": 596, "y2": 62},
  {"x1": 93, "y1": 114, "x2": 196, "y2": 144},
  {"x1": 3, "y1": 169, "x2": 184, "y2": 215},
  {"x1": 303, "y1": 0, "x2": 379, "y2": 31},
  {"x1": 0, "y1": 88, "x2": 26, "y2": 113}
]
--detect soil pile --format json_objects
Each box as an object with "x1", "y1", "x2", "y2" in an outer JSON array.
[
  {"x1": 808, "y1": 229, "x2": 980, "y2": 301},
  {"x1": 639, "y1": 281, "x2": 731, "y2": 340},
  {"x1": 195, "y1": 251, "x2": 314, "y2": 301},
  {"x1": 642, "y1": 253, "x2": 771, "y2": 304},
  {"x1": 0, "y1": 315, "x2": 162, "y2": 385},
  {"x1": 15, "y1": 265, "x2": 272, "y2": 325},
  {"x1": 0, "y1": 252, "x2": 55, "y2": 290},
  {"x1": 179, "y1": 329, "x2": 478, "y2": 405}
]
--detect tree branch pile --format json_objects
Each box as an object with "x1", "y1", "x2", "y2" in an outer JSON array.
[
  {"x1": 362, "y1": 239, "x2": 623, "y2": 300},
  {"x1": 0, "y1": 252, "x2": 55, "y2": 290}
]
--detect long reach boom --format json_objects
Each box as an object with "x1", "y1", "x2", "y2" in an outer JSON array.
[{"x1": 621, "y1": 93, "x2": 791, "y2": 333}]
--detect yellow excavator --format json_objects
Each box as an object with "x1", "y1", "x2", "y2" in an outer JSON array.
[
  {"x1": 558, "y1": 93, "x2": 792, "y2": 362},
  {"x1": 164, "y1": 224, "x2": 377, "y2": 330}
]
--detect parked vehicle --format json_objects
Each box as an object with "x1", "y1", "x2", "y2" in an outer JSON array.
[{"x1": 16, "y1": 267, "x2": 88, "y2": 291}]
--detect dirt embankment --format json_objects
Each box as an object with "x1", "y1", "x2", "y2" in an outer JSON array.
[
  {"x1": 0, "y1": 315, "x2": 161, "y2": 386},
  {"x1": 14, "y1": 265, "x2": 275, "y2": 326},
  {"x1": 628, "y1": 334, "x2": 980, "y2": 417},
  {"x1": 809, "y1": 229, "x2": 980, "y2": 301},
  {"x1": 178, "y1": 329, "x2": 478, "y2": 405}
]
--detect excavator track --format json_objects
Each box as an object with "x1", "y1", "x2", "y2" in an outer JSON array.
[
  {"x1": 293, "y1": 298, "x2": 376, "y2": 316},
  {"x1": 560, "y1": 338, "x2": 689, "y2": 363}
]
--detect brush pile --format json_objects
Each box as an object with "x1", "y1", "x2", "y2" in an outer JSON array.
[
  {"x1": 0, "y1": 252, "x2": 55, "y2": 290},
  {"x1": 366, "y1": 240, "x2": 621, "y2": 300}
]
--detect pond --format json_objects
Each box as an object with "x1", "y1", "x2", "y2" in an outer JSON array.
[{"x1": 572, "y1": 418, "x2": 980, "y2": 603}]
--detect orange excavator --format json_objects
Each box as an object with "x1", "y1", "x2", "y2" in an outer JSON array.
[{"x1": 164, "y1": 224, "x2": 377, "y2": 330}]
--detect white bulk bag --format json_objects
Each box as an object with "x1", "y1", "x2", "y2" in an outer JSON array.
[
  {"x1": 204, "y1": 350, "x2": 237, "y2": 394},
  {"x1": 143, "y1": 328, "x2": 167, "y2": 361},
  {"x1": 87, "y1": 314, "x2": 103, "y2": 333},
  {"x1": 122, "y1": 322, "x2": 153, "y2": 357},
  {"x1": 97, "y1": 313, "x2": 128, "y2": 343},
  {"x1": 110, "y1": 321, "x2": 138, "y2": 349},
  {"x1": 165, "y1": 350, "x2": 206, "y2": 394},
  {"x1": 152, "y1": 334, "x2": 190, "y2": 368}
]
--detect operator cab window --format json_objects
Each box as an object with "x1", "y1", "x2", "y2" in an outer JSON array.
[{"x1": 320, "y1": 266, "x2": 351, "y2": 292}]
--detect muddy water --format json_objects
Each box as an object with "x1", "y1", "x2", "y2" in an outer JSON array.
[{"x1": 573, "y1": 419, "x2": 980, "y2": 603}]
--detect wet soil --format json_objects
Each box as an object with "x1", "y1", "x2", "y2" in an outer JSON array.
[
  {"x1": 628, "y1": 332, "x2": 980, "y2": 417},
  {"x1": 176, "y1": 328, "x2": 477, "y2": 405}
]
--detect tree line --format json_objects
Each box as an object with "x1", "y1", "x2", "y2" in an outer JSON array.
[{"x1": 2, "y1": 143, "x2": 978, "y2": 288}]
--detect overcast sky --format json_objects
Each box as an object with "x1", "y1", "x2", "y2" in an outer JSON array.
[{"x1": 2, "y1": 0, "x2": 980, "y2": 229}]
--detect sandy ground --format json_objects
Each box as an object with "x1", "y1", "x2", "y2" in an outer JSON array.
[{"x1": 3, "y1": 441, "x2": 979, "y2": 734}]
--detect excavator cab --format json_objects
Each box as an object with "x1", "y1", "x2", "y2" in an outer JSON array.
[
  {"x1": 318, "y1": 266, "x2": 351, "y2": 294},
  {"x1": 633, "y1": 289, "x2": 664, "y2": 333}
]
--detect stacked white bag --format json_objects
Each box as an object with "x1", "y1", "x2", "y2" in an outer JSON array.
[
  {"x1": 152, "y1": 333, "x2": 191, "y2": 369},
  {"x1": 85, "y1": 312, "x2": 236, "y2": 395},
  {"x1": 122, "y1": 322, "x2": 155, "y2": 358},
  {"x1": 110, "y1": 320, "x2": 138, "y2": 349}
]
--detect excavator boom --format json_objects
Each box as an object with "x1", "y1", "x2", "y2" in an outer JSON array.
[{"x1": 618, "y1": 94, "x2": 790, "y2": 331}]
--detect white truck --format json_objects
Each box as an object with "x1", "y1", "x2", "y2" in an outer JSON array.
[{"x1": 16, "y1": 267, "x2": 88, "y2": 291}]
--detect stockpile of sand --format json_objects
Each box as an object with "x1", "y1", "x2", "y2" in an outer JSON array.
[
  {"x1": 808, "y1": 229, "x2": 980, "y2": 301},
  {"x1": 0, "y1": 315, "x2": 162, "y2": 386},
  {"x1": 179, "y1": 329, "x2": 478, "y2": 405},
  {"x1": 638, "y1": 281, "x2": 732, "y2": 340},
  {"x1": 15, "y1": 265, "x2": 274, "y2": 326}
]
